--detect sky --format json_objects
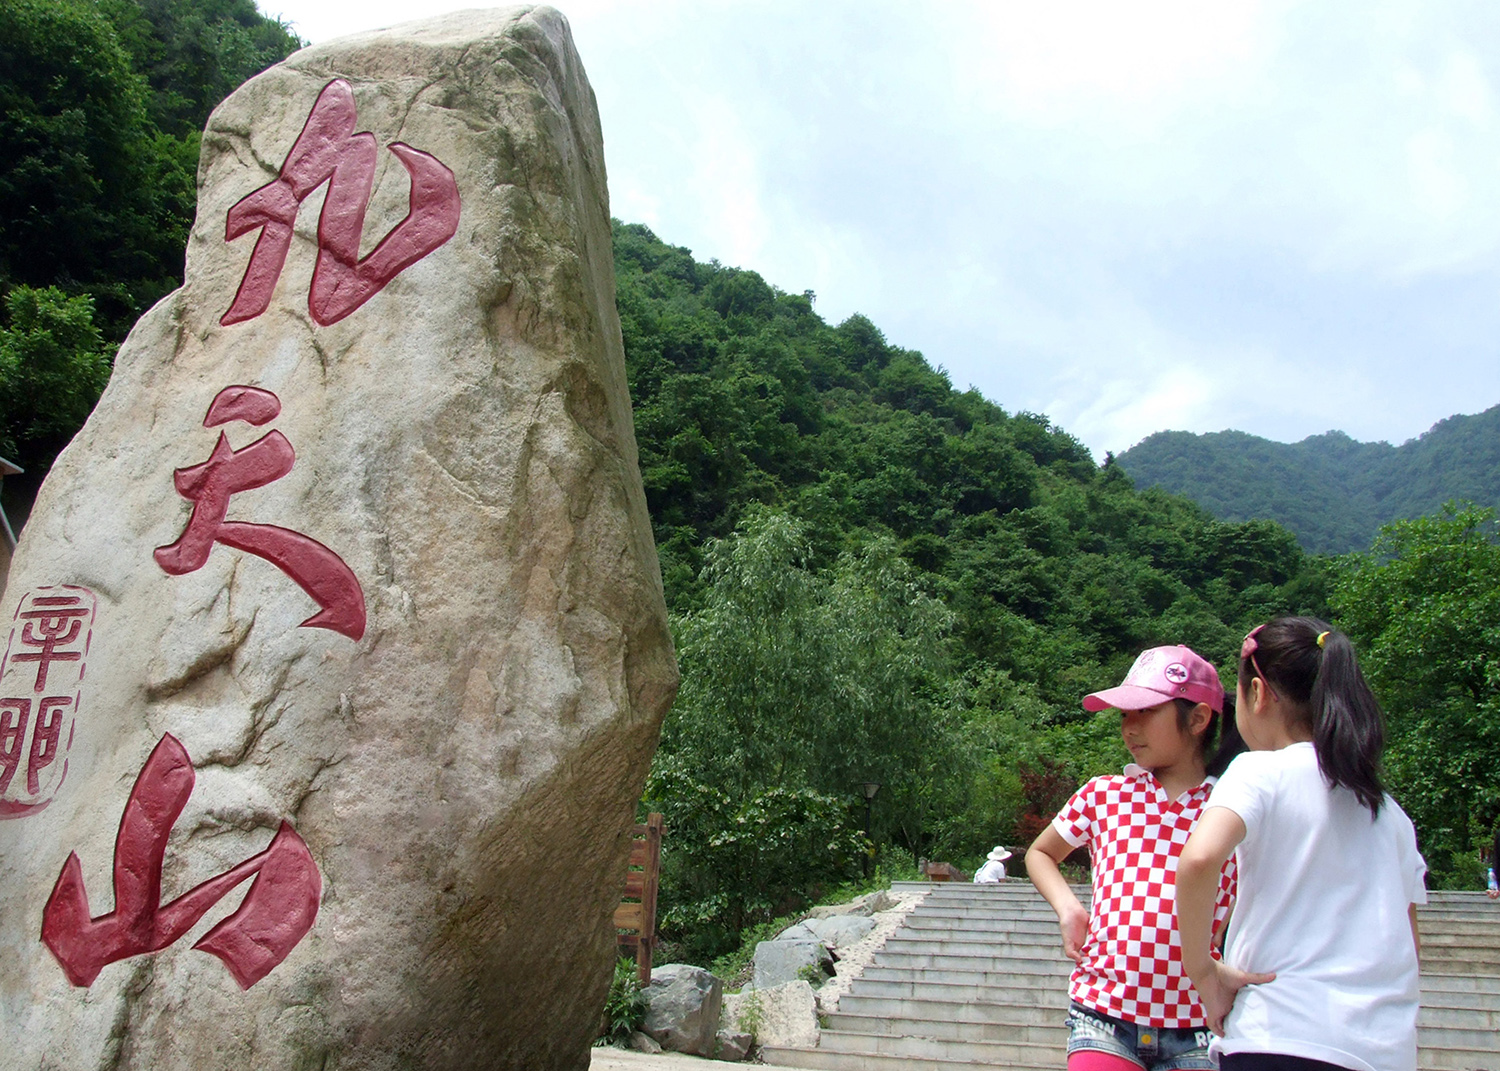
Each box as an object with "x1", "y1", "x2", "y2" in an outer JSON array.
[{"x1": 262, "y1": 0, "x2": 1500, "y2": 459}]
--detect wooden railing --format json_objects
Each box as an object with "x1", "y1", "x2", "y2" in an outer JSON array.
[{"x1": 614, "y1": 812, "x2": 664, "y2": 985}]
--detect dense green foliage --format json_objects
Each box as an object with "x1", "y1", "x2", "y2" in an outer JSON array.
[
  {"x1": 0, "y1": 286, "x2": 114, "y2": 464},
  {"x1": 1117, "y1": 410, "x2": 1500, "y2": 554},
  {"x1": 0, "y1": 0, "x2": 299, "y2": 513},
  {"x1": 1334, "y1": 504, "x2": 1500, "y2": 888},
  {"x1": 616, "y1": 222, "x2": 1336, "y2": 959}
]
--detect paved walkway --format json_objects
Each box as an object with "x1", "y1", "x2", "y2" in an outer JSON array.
[{"x1": 590, "y1": 1048, "x2": 744, "y2": 1071}]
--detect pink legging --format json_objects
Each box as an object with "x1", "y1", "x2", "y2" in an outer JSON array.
[{"x1": 1069, "y1": 1051, "x2": 1145, "y2": 1071}]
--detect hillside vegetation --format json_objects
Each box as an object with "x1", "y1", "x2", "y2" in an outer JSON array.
[
  {"x1": 613, "y1": 223, "x2": 1343, "y2": 955},
  {"x1": 0, "y1": 0, "x2": 300, "y2": 517},
  {"x1": 1117, "y1": 407, "x2": 1500, "y2": 553}
]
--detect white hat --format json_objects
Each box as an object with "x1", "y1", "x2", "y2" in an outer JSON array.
[{"x1": 986, "y1": 846, "x2": 1012, "y2": 862}]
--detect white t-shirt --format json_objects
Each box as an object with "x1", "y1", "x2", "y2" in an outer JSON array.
[
  {"x1": 973, "y1": 860, "x2": 1006, "y2": 883},
  {"x1": 1206, "y1": 742, "x2": 1427, "y2": 1071}
]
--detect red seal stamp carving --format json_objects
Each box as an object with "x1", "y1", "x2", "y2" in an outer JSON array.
[{"x1": 0, "y1": 586, "x2": 95, "y2": 819}]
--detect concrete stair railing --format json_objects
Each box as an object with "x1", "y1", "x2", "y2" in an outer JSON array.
[{"x1": 761, "y1": 881, "x2": 1500, "y2": 1071}]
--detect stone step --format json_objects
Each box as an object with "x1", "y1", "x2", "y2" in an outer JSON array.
[
  {"x1": 1422, "y1": 972, "x2": 1500, "y2": 995},
  {"x1": 880, "y1": 933, "x2": 1063, "y2": 957},
  {"x1": 900, "y1": 913, "x2": 1060, "y2": 934},
  {"x1": 862, "y1": 960, "x2": 1073, "y2": 984},
  {"x1": 807, "y1": 1026, "x2": 1067, "y2": 1066},
  {"x1": 1421, "y1": 947, "x2": 1500, "y2": 969},
  {"x1": 825, "y1": 1010, "x2": 1067, "y2": 1046},
  {"x1": 1421, "y1": 1002, "x2": 1500, "y2": 1027},
  {"x1": 1418, "y1": 1045, "x2": 1500, "y2": 1071},
  {"x1": 837, "y1": 994, "x2": 1066, "y2": 1027},
  {"x1": 845, "y1": 976, "x2": 1071, "y2": 1006},
  {"x1": 762, "y1": 1044, "x2": 1054, "y2": 1071},
  {"x1": 1419, "y1": 1023, "x2": 1500, "y2": 1052}
]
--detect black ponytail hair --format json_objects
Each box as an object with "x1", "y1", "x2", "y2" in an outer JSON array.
[
  {"x1": 1205, "y1": 691, "x2": 1246, "y2": 778},
  {"x1": 1171, "y1": 694, "x2": 1247, "y2": 777},
  {"x1": 1238, "y1": 616, "x2": 1386, "y2": 816}
]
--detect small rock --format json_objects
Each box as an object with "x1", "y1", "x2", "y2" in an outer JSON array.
[
  {"x1": 628, "y1": 1032, "x2": 662, "y2": 1054},
  {"x1": 863, "y1": 889, "x2": 897, "y2": 913},
  {"x1": 715, "y1": 1028, "x2": 754, "y2": 1061}
]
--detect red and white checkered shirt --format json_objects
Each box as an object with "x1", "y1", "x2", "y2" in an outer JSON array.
[{"x1": 1052, "y1": 766, "x2": 1236, "y2": 1028}]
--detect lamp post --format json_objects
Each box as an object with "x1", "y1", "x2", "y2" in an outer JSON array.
[{"x1": 861, "y1": 781, "x2": 881, "y2": 878}]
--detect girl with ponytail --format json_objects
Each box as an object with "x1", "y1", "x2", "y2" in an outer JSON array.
[{"x1": 1175, "y1": 617, "x2": 1428, "y2": 1071}]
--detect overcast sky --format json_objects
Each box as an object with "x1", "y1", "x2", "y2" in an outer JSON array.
[{"x1": 263, "y1": 0, "x2": 1500, "y2": 459}]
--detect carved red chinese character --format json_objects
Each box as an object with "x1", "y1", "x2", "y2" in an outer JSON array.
[
  {"x1": 221, "y1": 78, "x2": 461, "y2": 327},
  {"x1": 0, "y1": 587, "x2": 94, "y2": 819},
  {"x1": 155, "y1": 385, "x2": 366, "y2": 640},
  {"x1": 41, "y1": 733, "x2": 321, "y2": 988}
]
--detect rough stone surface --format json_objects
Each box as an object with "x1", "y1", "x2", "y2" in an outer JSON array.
[
  {"x1": 0, "y1": 7, "x2": 676, "y2": 1071},
  {"x1": 811, "y1": 888, "x2": 926, "y2": 1015},
  {"x1": 774, "y1": 922, "x2": 820, "y2": 942},
  {"x1": 641, "y1": 964, "x2": 723, "y2": 1058},
  {"x1": 714, "y1": 1027, "x2": 753, "y2": 1062},
  {"x1": 753, "y1": 939, "x2": 834, "y2": 989},
  {"x1": 627, "y1": 1032, "x2": 662, "y2": 1054},
  {"x1": 806, "y1": 888, "x2": 895, "y2": 918},
  {"x1": 803, "y1": 914, "x2": 876, "y2": 947},
  {"x1": 723, "y1": 982, "x2": 819, "y2": 1049}
]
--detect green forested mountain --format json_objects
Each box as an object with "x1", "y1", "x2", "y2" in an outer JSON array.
[{"x1": 1116, "y1": 407, "x2": 1500, "y2": 554}]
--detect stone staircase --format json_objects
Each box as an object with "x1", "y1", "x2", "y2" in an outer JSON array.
[{"x1": 761, "y1": 881, "x2": 1500, "y2": 1071}]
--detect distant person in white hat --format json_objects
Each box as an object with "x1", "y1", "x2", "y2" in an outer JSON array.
[{"x1": 973, "y1": 846, "x2": 1012, "y2": 883}]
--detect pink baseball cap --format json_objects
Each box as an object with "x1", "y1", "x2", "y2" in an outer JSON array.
[{"x1": 1083, "y1": 645, "x2": 1225, "y2": 713}]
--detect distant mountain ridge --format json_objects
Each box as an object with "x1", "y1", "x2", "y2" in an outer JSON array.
[{"x1": 1114, "y1": 405, "x2": 1500, "y2": 554}]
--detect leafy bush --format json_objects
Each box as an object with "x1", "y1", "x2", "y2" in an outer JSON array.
[{"x1": 595, "y1": 958, "x2": 646, "y2": 1047}]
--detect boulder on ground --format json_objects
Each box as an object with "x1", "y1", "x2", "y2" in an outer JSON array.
[
  {"x1": 807, "y1": 888, "x2": 897, "y2": 918},
  {"x1": 642, "y1": 964, "x2": 723, "y2": 1057},
  {"x1": 0, "y1": 6, "x2": 676, "y2": 1071},
  {"x1": 774, "y1": 922, "x2": 820, "y2": 942},
  {"x1": 724, "y1": 981, "x2": 819, "y2": 1049},
  {"x1": 753, "y1": 939, "x2": 834, "y2": 989},
  {"x1": 803, "y1": 915, "x2": 876, "y2": 947}
]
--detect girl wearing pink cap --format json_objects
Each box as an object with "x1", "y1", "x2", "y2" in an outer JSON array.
[{"x1": 1026, "y1": 645, "x2": 1242, "y2": 1071}]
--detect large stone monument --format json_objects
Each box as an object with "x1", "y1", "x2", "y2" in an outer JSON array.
[{"x1": 0, "y1": 6, "x2": 677, "y2": 1068}]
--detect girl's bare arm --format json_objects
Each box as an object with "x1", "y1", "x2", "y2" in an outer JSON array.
[
  {"x1": 1178, "y1": 806, "x2": 1274, "y2": 1034},
  {"x1": 1026, "y1": 826, "x2": 1089, "y2": 962}
]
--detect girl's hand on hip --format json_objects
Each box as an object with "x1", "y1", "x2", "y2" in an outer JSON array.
[
  {"x1": 1197, "y1": 961, "x2": 1276, "y2": 1036},
  {"x1": 1059, "y1": 903, "x2": 1088, "y2": 962}
]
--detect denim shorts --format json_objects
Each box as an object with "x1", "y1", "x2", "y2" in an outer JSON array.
[{"x1": 1066, "y1": 1002, "x2": 1215, "y2": 1071}]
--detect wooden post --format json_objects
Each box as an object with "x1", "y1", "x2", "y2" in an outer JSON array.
[{"x1": 615, "y1": 813, "x2": 664, "y2": 986}]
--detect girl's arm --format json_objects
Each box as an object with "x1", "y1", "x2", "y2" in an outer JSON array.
[
  {"x1": 1026, "y1": 826, "x2": 1089, "y2": 962},
  {"x1": 1177, "y1": 807, "x2": 1275, "y2": 1035},
  {"x1": 1409, "y1": 903, "x2": 1421, "y2": 965}
]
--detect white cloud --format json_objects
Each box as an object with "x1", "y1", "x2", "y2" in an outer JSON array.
[{"x1": 258, "y1": 0, "x2": 1500, "y2": 458}]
